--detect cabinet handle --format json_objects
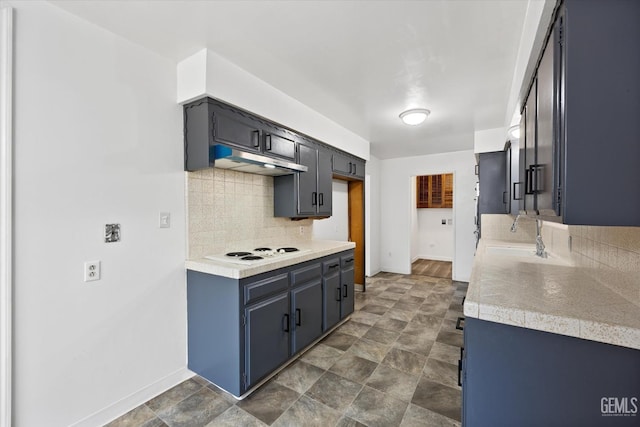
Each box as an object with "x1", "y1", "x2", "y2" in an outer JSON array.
[
  {"x1": 295, "y1": 308, "x2": 301, "y2": 326},
  {"x1": 343, "y1": 284, "x2": 348, "y2": 298},
  {"x1": 502, "y1": 191, "x2": 508, "y2": 204},
  {"x1": 282, "y1": 314, "x2": 289, "y2": 332},
  {"x1": 319, "y1": 193, "x2": 324, "y2": 206},
  {"x1": 525, "y1": 166, "x2": 534, "y2": 195},
  {"x1": 513, "y1": 182, "x2": 523, "y2": 200},
  {"x1": 475, "y1": 164, "x2": 479, "y2": 175},
  {"x1": 312, "y1": 192, "x2": 317, "y2": 206},
  {"x1": 344, "y1": 258, "x2": 354, "y2": 264},
  {"x1": 458, "y1": 347, "x2": 464, "y2": 387},
  {"x1": 265, "y1": 134, "x2": 272, "y2": 151},
  {"x1": 352, "y1": 163, "x2": 357, "y2": 175},
  {"x1": 456, "y1": 316, "x2": 465, "y2": 331},
  {"x1": 328, "y1": 263, "x2": 339, "y2": 270},
  {"x1": 335, "y1": 287, "x2": 341, "y2": 301},
  {"x1": 348, "y1": 162, "x2": 353, "y2": 174},
  {"x1": 252, "y1": 130, "x2": 260, "y2": 148}
]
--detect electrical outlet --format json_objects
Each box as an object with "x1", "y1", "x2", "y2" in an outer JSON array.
[
  {"x1": 442, "y1": 219, "x2": 446, "y2": 225},
  {"x1": 299, "y1": 226, "x2": 304, "y2": 235},
  {"x1": 84, "y1": 261, "x2": 101, "y2": 282}
]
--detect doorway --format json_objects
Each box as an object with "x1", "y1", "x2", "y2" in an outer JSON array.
[{"x1": 410, "y1": 173, "x2": 455, "y2": 279}]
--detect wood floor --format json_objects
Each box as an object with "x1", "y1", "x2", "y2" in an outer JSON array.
[{"x1": 411, "y1": 259, "x2": 452, "y2": 279}]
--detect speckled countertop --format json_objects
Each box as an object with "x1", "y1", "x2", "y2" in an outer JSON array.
[
  {"x1": 186, "y1": 240, "x2": 355, "y2": 279},
  {"x1": 464, "y1": 239, "x2": 640, "y2": 350}
]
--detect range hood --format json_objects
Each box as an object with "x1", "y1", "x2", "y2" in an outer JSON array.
[{"x1": 212, "y1": 145, "x2": 308, "y2": 176}]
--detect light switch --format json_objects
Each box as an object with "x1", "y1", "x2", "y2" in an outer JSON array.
[{"x1": 159, "y1": 212, "x2": 171, "y2": 228}]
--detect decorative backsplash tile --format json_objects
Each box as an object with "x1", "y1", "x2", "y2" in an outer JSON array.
[{"x1": 186, "y1": 168, "x2": 313, "y2": 259}]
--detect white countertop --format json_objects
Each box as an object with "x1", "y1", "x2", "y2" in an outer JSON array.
[
  {"x1": 464, "y1": 239, "x2": 640, "y2": 350},
  {"x1": 185, "y1": 240, "x2": 356, "y2": 279}
]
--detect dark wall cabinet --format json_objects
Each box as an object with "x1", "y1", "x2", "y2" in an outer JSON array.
[
  {"x1": 477, "y1": 151, "x2": 510, "y2": 237},
  {"x1": 462, "y1": 318, "x2": 640, "y2": 427},
  {"x1": 274, "y1": 141, "x2": 333, "y2": 217},
  {"x1": 332, "y1": 152, "x2": 365, "y2": 180},
  {"x1": 187, "y1": 249, "x2": 355, "y2": 397},
  {"x1": 183, "y1": 98, "x2": 299, "y2": 171},
  {"x1": 516, "y1": 0, "x2": 640, "y2": 225}
]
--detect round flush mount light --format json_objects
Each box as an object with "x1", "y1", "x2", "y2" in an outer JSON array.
[{"x1": 399, "y1": 108, "x2": 431, "y2": 126}]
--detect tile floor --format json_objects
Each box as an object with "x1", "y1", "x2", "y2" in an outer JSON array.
[{"x1": 107, "y1": 273, "x2": 467, "y2": 427}]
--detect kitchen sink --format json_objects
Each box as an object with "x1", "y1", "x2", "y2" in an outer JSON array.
[{"x1": 485, "y1": 245, "x2": 572, "y2": 266}]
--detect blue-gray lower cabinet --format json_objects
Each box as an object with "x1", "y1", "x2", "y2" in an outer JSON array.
[
  {"x1": 340, "y1": 254, "x2": 355, "y2": 318},
  {"x1": 245, "y1": 292, "x2": 289, "y2": 388},
  {"x1": 462, "y1": 317, "x2": 640, "y2": 427},
  {"x1": 187, "y1": 249, "x2": 355, "y2": 397},
  {"x1": 322, "y1": 258, "x2": 341, "y2": 332}
]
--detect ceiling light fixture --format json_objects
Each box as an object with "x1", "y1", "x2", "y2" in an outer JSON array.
[
  {"x1": 399, "y1": 108, "x2": 431, "y2": 126},
  {"x1": 508, "y1": 125, "x2": 520, "y2": 139}
]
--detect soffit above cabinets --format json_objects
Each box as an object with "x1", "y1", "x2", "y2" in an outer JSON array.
[{"x1": 50, "y1": 0, "x2": 528, "y2": 159}]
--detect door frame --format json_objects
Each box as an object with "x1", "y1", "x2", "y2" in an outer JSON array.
[
  {"x1": 0, "y1": 6, "x2": 13, "y2": 427},
  {"x1": 409, "y1": 171, "x2": 457, "y2": 278}
]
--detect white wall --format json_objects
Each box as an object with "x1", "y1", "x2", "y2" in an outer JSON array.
[
  {"x1": 473, "y1": 127, "x2": 507, "y2": 153},
  {"x1": 177, "y1": 49, "x2": 370, "y2": 161},
  {"x1": 416, "y1": 208, "x2": 454, "y2": 261},
  {"x1": 312, "y1": 180, "x2": 349, "y2": 241},
  {"x1": 365, "y1": 155, "x2": 381, "y2": 276},
  {"x1": 380, "y1": 150, "x2": 476, "y2": 281},
  {"x1": 12, "y1": 2, "x2": 188, "y2": 426}
]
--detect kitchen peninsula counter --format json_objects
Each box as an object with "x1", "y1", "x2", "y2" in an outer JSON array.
[
  {"x1": 185, "y1": 239, "x2": 355, "y2": 279},
  {"x1": 464, "y1": 239, "x2": 640, "y2": 350}
]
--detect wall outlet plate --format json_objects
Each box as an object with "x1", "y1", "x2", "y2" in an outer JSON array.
[
  {"x1": 84, "y1": 261, "x2": 101, "y2": 282},
  {"x1": 159, "y1": 212, "x2": 171, "y2": 228}
]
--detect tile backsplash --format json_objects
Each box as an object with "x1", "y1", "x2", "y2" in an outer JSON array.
[{"x1": 186, "y1": 168, "x2": 313, "y2": 259}]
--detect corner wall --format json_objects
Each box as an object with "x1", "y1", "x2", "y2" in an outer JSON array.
[
  {"x1": 12, "y1": 3, "x2": 188, "y2": 425},
  {"x1": 379, "y1": 150, "x2": 476, "y2": 281}
]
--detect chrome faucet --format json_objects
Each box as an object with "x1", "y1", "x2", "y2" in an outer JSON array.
[{"x1": 510, "y1": 214, "x2": 548, "y2": 258}]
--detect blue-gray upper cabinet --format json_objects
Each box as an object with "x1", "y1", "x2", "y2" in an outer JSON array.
[
  {"x1": 478, "y1": 151, "x2": 510, "y2": 218},
  {"x1": 519, "y1": 0, "x2": 640, "y2": 225},
  {"x1": 183, "y1": 97, "x2": 297, "y2": 171},
  {"x1": 332, "y1": 152, "x2": 365, "y2": 180},
  {"x1": 274, "y1": 141, "x2": 332, "y2": 218}
]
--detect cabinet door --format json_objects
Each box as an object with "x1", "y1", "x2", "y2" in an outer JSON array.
[
  {"x1": 504, "y1": 146, "x2": 512, "y2": 214},
  {"x1": 323, "y1": 269, "x2": 341, "y2": 331},
  {"x1": 291, "y1": 280, "x2": 323, "y2": 354},
  {"x1": 535, "y1": 26, "x2": 557, "y2": 216},
  {"x1": 213, "y1": 108, "x2": 261, "y2": 152},
  {"x1": 245, "y1": 292, "x2": 289, "y2": 388},
  {"x1": 297, "y1": 144, "x2": 318, "y2": 215},
  {"x1": 478, "y1": 151, "x2": 508, "y2": 215},
  {"x1": 351, "y1": 159, "x2": 365, "y2": 179},
  {"x1": 523, "y1": 80, "x2": 537, "y2": 213},
  {"x1": 264, "y1": 132, "x2": 296, "y2": 161},
  {"x1": 317, "y1": 149, "x2": 333, "y2": 216},
  {"x1": 340, "y1": 267, "x2": 355, "y2": 319},
  {"x1": 332, "y1": 153, "x2": 352, "y2": 176}
]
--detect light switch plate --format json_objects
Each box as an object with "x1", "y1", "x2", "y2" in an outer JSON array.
[{"x1": 159, "y1": 212, "x2": 171, "y2": 228}]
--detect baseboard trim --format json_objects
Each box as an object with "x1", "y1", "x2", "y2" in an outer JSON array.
[
  {"x1": 70, "y1": 367, "x2": 194, "y2": 427},
  {"x1": 413, "y1": 255, "x2": 453, "y2": 262}
]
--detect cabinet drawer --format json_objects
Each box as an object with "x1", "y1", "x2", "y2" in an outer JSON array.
[
  {"x1": 322, "y1": 258, "x2": 341, "y2": 275},
  {"x1": 291, "y1": 263, "x2": 322, "y2": 286},
  {"x1": 341, "y1": 253, "x2": 355, "y2": 269},
  {"x1": 244, "y1": 273, "x2": 289, "y2": 305},
  {"x1": 264, "y1": 131, "x2": 296, "y2": 161}
]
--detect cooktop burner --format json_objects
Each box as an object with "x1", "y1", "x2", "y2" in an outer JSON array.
[
  {"x1": 241, "y1": 255, "x2": 264, "y2": 261},
  {"x1": 226, "y1": 252, "x2": 252, "y2": 257},
  {"x1": 277, "y1": 247, "x2": 299, "y2": 253},
  {"x1": 254, "y1": 247, "x2": 272, "y2": 252}
]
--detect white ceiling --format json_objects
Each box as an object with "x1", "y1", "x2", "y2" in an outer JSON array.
[{"x1": 49, "y1": 0, "x2": 528, "y2": 159}]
